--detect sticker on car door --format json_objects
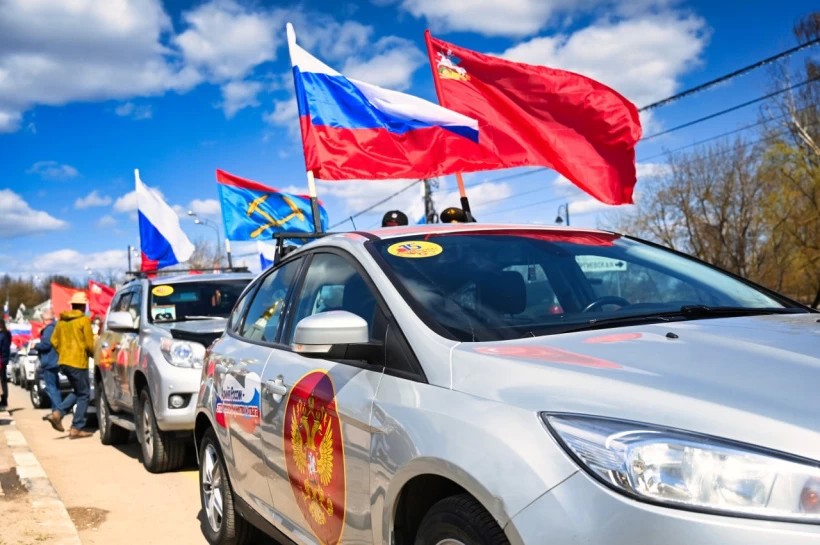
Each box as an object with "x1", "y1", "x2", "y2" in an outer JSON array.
[{"x1": 283, "y1": 370, "x2": 346, "y2": 545}]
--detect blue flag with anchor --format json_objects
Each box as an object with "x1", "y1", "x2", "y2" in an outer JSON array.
[{"x1": 216, "y1": 169, "x2": 328, "y2": 241}]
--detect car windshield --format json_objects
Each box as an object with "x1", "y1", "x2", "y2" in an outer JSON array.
[
  {"x1": 371, "y1": 230, "x2": 804, "y2": 342},
  {"x1": 149, "y1": 280, "x2": 250, "y2": 323}
]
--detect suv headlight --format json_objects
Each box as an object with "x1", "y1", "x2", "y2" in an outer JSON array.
[
  {"x1": 160, "y1": 338, "x2": 204, "y2": 368},
  {"x1": 544, "y1": 414, "x2": 820, "y2": 523}
]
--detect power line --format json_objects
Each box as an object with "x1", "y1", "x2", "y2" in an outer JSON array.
[
  {"x1": 328, "y1": 179, "x2": 419, "y2": 229},
  {"x1": 641, "y1": 76, "x2": 819, "y2": 141},
  {"x1": 639, "y1": 37, "x2": 820, "y2": 111}
]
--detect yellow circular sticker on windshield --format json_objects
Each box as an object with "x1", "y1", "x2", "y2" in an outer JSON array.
[
  {"x1": 152, "y1": 285, "x2": 174, "y2": 297},
  {"x1": 387, "y1": 241, "x2": 443, "y2": 258}
]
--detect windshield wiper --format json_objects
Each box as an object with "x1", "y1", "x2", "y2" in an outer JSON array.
[
  {"x1": 181, "y1": 315, "x2": 226, "y2": 320},
  {"x1": 677, "y1": 305, "x2": 806, "y2": 317},
  {"x1": 546, "y1": 305, "x2": 805, "y2": 336}
]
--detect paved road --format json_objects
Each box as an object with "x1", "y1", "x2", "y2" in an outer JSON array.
[{"x1": 9, "y1": 384, "x2": 210, "y2": 545}]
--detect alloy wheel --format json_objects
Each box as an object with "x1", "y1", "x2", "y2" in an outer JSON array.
[
  {"x1": 142, "y1": 402, "x2": 154, "y2": 459},
  {"x1": 201, "y1": 443, "x2": 224, "y2": 532}
]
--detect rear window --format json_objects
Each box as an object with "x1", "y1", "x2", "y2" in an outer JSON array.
[{"x1": 149, "y1": 280, "x2": 250, "y2": 323}]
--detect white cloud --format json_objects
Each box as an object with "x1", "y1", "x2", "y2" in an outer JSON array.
[
  {"x1": 342, "y1": 37, "x2": 425, "y2": 90},
  {"x1": 28, "y1": 249, "x2": 127, "y2": 276},
  {"x1": 0, "y1": 189, "x2": 68, "y2": 237},
  {"x1": 0, "y1": 0, "x2": 197, "y2": 133},
  {"x1": 115, "y1": 102, "x2": 153, "y2": 120},
  {"x1": 434, "y1": 181, "x2": 514, "y2": 219},
  {"x1": 499, "y1": 14, "x2": 707, "y2": 107},
  {"x1": 398, "y1": 0, "x2": 682, "y2": 37},
  {"x1": 113, "y1": 190, "x2": 138, "y2": 212},
  {"x1": 75, "y1": 190, "x2": 112, "y2": 209},
  {"x1": 187, "y1": 198, "x2": 221, "y2": 217},
  {"x1": 174, "y1": 0, "x2": 284, "y2": 82},
  {"x1": 27, "y1": 161, "x2": 79, "y2": 180},
  {"x1": 97, "y1": 215, "x2": 117, "y2": 227},
  {"x1": 221, "y1": 80, "x2": 262, "y2": 118}
]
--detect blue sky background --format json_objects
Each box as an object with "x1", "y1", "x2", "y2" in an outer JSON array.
[{"x1": 0, "y1": 0, "x2": 816, "y2": 279}]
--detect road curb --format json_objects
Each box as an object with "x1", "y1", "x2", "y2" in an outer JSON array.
[{"x1": 3, "y1": 412, "x2": 83, "y2": 545}]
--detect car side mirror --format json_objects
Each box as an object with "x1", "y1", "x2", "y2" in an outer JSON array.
[
  {"x1": 292, "y1": 311, "x2": 382, "y2": 363},
  {"x1": 107, "y1": 311, "x2": 138, "y2": 332}
]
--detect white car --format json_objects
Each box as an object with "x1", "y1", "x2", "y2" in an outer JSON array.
[{"x1": 16, "y1": 339, "x2": 40, "y2": 390}]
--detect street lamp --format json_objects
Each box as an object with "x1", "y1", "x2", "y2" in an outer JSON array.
[
  {"x1": 187, "y1": 210, "x2": 227, "y2": 268},
  {"x1": 555, "y1": 203, "x2": 570, "y2": 226}
]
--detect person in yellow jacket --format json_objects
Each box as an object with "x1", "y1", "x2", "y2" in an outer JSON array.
[{"x1": 46, "y1": 291, "x2": 94, "y2": 439}]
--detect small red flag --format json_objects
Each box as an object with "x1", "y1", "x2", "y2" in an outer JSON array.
[
  {"x1": 425, "y1": 32, "x2": 642, "y2": 205},
  {"x1": 88, "y1": 280, "x2": 115, "y2": 320}
]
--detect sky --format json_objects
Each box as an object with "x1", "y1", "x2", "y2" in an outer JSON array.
[{"x1": 0, "y1": 0, "x2": 817, "y2": 281}]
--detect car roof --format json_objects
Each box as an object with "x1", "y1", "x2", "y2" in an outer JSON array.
[
  {"x1": 146, "y1": 272, "x2": 255, "y2": 285},
  {"x1": 361, "y1": 223, "x2": 615, "y2": 240}
]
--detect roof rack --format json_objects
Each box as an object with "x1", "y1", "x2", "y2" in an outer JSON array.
[{"x1": 125, "y1": 266, "x2": 251, "y2": 280}]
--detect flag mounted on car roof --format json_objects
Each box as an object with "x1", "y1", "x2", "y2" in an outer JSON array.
[
  {"x1": 286, "y1": 23, "x2": 498, "y2": 181},
  {"x1": 135, "y1": 169, "x2": 195, "y2": 271},
  {"x1": 424, "y1": 32, "x2": 642, "y2": 205},
  {"x1": 216, "y1": 169, "x2": 328, "y2": 240}
]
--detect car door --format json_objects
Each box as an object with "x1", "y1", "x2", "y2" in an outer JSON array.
[
  {"x1": 99, "y1": 289, "x2": 132, "y2": 410},
  {"x1": 213, "y1": 257, "x2": 306, "y2": 516},
  {"x1": 258, "y1": 251, "x2": 387, "y2": 545},
  {"x1": 117, "y1": 284, "x2": 143, "y2": 409}
]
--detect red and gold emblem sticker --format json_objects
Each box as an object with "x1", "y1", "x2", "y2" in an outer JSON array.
[{"x1": 284, "y1": 371, "x2": 346, "y2": 544}]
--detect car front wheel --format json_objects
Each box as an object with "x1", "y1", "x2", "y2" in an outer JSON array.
[
  {"x1": 414, "y1": 494, "x2": 510, "y2": 545},
  {"x1": 199, "y1": 429, "x2": 257, "y2": 545},
  {"x1": 137, "y1": 389, "x2": 185, "y2": 473}
]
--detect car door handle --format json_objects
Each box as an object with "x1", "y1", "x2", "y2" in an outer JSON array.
[{"x1": 265, "y1": 378, "x2": 288, "y2": 402}]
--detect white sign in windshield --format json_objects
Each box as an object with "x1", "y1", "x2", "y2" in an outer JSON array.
[{"x1": 576, "y1": 256, "x2": 628, "y2": 273}]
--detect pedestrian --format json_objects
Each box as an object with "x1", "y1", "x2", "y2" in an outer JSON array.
[
  {"x1": 0, "y1": 319, "x2": 10, "y2": 409},
  {"x1": 47, "y1": 292, "x2": 94, "y2": 439},
  {"x1": 382, "y1": 210, "x2": 409, "y2": 227},
  {"x1": 35, "y1": 307, "x2": 62, "y2": 409}
]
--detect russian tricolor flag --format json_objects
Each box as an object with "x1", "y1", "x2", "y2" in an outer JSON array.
[
  {"x1": 286, "y1": 23, "x2": 483, "y2": 181},
  {"x1": 135, "y1": 169, "x2": 195, "y2": 271}
]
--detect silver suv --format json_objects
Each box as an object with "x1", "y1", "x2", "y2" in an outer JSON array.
[{"x1": 95, "y1": 272, "x2": 253, "y2": 473}]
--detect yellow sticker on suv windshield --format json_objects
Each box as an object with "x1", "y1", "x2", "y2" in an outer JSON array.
[
  {"x1": 152, "y1": 285, "x2": 174, "y2": 297},
  {"x1": 387, "y1": 241, "x2": 443, "y2": 258}
]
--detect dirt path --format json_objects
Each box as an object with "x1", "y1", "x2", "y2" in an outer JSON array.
[{"x1": 8, "y1": 384, "x2": 210, "y2": 545}]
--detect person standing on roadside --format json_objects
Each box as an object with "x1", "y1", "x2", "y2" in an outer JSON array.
[
  {"x1": 0, "y1": 319, "x2": 11, "y2": 409},
  {"x1": 35, "y1": 307, "x2": 62, "y2": 409},
  {"x1": 47, "y1": 292, "x2": 94, "y2": 439}
]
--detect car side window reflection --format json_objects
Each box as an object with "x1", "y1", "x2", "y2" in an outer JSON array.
[
  {"x1": 287, "y1": 253, "x2": 380, "y2": 346},
  {"x1": 240, "y1": 259, "x2": 303, "y2": 343}
]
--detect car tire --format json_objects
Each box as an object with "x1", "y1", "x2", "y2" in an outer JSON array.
[
  {"x1": 414, "y1": 494, "x2": 510, "y2": 545},
  {"x1": 97, "y1": 383, "x2": 129, "y2": 446},
  {"x1": 199, "y1": 429, "x2": 257, "y2": 545},
  {"x1": 137, "y1": 389, "x2": 185, "y2": 473},
  {"x1": 30, "y1": 380, "x2": 50, "y2": 409}
]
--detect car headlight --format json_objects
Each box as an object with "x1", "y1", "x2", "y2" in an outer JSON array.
[
  {"x1": 160, "y1": 338, "x2": 204, "y2": 368},
  {"x1": 544, "y1": 413, "x2": 820, "y2": 523}
]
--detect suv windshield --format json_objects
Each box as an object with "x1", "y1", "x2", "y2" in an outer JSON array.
[
  {"x1": 149, "y1": 280, "x2": 250, "y2": 323},
  {"x1": 371, "y1": 231, "x2": 804, "y2": 342}
]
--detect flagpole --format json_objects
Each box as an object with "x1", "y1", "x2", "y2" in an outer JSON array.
[
  {"x1": 287, "y1": 22, "x2": 324, "y2": 234},
  {"x1": 424, "y1": 30, "x2": 475, "y2": 222}
]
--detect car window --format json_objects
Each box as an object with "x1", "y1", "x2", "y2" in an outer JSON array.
[
  {"x1": 286, "y1": 253, "x2": 381, "y2": 345},
  {"x1": 227, "y1": 283, "x2": 257, "y2": 334},
  {"x1": 239, "y1": 260, "x2": 304, "y2": 343},
  {"x1": 128, "y1": 286, "x2": 142, "y2": 326},
  {"x1": 111, "y1": 291, "x2": 132, "y2": 313}
]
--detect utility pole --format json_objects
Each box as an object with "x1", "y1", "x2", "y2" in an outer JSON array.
[{"x1": 423, "y1": 178, "x2": 439, "y2": 224}]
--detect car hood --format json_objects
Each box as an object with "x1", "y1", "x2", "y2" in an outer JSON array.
[
  {"x1": 159, "y1": 318, "x2": 228, "y2": 347},
  {"x1": 451, "y1": 313, "x2": 820, "y2": 460}
]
